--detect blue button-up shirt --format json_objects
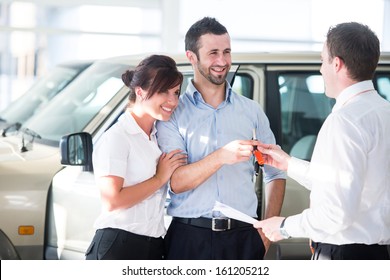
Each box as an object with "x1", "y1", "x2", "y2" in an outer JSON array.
[{"x1": 156, "y1": 81, "x2": 286, "y2": 218}]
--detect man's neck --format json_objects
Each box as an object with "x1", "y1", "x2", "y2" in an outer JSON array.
[{"x1": 193, "y1": 79, "x2": 226, "y2": 108}]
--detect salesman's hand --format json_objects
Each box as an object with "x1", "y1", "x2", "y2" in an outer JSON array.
[
  {"x1": 256, "y1": 143, "x2": 291, "y2": 171},
  {"x1": 254, "y1": 216, "x2": 285, "y2": 242}
]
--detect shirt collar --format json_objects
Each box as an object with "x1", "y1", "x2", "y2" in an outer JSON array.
[
  {"x1": 120, "y1": 110, "x2": 157, "y2": 137},
  {"x1": 332, "y1": 80, "x2": 375, "y2": 112},
  {"x1": 185, "y1": 79, "x2": 233, "y2": 106}
]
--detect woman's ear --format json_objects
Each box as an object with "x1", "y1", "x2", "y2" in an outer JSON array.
[{"x1": 135, "y1": 87, "x2": 145, "y2": 100}]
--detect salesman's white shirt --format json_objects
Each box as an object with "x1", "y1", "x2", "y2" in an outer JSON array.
[
  {"x1": 286, "y1": 80, "x2": 390, "y2": 245},
  {"x1": 92, "y1": 110, "x2": 167, "y2": 238}
]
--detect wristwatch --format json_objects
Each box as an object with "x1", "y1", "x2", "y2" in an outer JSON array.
[{"x1": 279, "y1": 218, "x2": 291, "y2": 239}]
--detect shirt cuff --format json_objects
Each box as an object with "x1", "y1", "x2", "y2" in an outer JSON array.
[
  {"x1": 287, "y1": 157, "x2": 310, "y2": 189},
  {"x1": 284, "y1": 212, "x2": 306, "y2": 238}
]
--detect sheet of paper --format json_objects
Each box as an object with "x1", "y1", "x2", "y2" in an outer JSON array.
[{"x1": 212, "y1": 201, "x2": 258, "y2": 225}]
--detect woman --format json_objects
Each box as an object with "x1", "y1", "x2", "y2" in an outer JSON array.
[{"x1": 85, "y1": 55, "x2": 187, "y2": 260}]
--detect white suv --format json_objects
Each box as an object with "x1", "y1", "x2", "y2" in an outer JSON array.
[{"x1": 1, "y1": 52, "x2": 389, "y2": 260}]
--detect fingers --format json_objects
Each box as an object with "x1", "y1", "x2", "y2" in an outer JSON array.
[
  {"x1": 171, "y1": 154, "x2": 187, "y2": 165},
  {"x1": 156, "y1": 150, "x2": 187, "y2": 183},
  {"x1": 253, "y1": 220, "x2": 263, "y2": 229},
  {"x1": 166, "y1": 149, "x2": 185, "y2": 159},
  {"x1": 254, "y1": 217, "x2": 286, "y2": 242},
  {"x1": 253, "y1": 221, "x2": 273, "y2": 241},
  {"x1": 164, "y1": 150, "x2": 187, "y2": 168},
  {"x1": 257, "y1": 143, "x2": 280, "y2": 154},
  {"x1": 254, "y1": 221, "x2": 274, "y2": 241},
  {"x1": 160, "y1": 150, "x2": 187, "y2": 163}
]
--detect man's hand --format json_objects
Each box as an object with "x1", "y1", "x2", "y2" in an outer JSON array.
[
  {"x1": 257, "y1": 227, "x2": 271, "y2": 254},
  {"x1": 218, "y1": 140, "x2": 257, "y2": 165},
  {"x1": 254, "y1": 216, "x2": 286, "y2": 242},
  {"x1": 256, "y1": 143, "x2": 291, "y2": 171}
]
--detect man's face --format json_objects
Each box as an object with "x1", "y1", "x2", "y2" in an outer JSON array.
[
  {"x1": 320, "y1": 42, "x2": 336, "y2": 98},
  {"x1": 192, "y1": 33, "x2": 232, "y2": 85}
]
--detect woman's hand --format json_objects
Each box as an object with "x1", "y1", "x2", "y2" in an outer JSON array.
[{"x1": 155, "y1": 149, "x2": 187, "y2": 184}]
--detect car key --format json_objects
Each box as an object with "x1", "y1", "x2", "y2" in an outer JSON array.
[{"x1": 252, "y1": 128, "x2": 265, "y2": 176}]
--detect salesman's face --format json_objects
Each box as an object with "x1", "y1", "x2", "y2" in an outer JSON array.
[{"x1": 320, "y1": 42, "x2": 337, "y2": 98}]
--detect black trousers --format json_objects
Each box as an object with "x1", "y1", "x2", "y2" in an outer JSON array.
[
  {"x1": 164, "y1": 218, "x2": 265, "y2": 260},
  {"x1": 311, "y1": 242, "x2": 390, "y2": 260},
  {"x1": 85, "y1": 228, "x2": 164, "y2": 260}
]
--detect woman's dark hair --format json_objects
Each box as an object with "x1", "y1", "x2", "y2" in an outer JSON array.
[
  {"x1": 121, "y1": 54, "x2": 183, "y2": 106},
  {"x1": 326, "y1": 22, "x2": 380, "y2": 81},
  {"x1": 185, "y1": 17, "x2": 228, "y2": 58}
]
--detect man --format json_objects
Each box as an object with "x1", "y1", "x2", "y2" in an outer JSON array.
[
  {"x1": 156, "y1": 17, "x2": 286, "y2": 260},
  {"x1": 254, "y1": 22, "x2": 390, "y2": 260}
]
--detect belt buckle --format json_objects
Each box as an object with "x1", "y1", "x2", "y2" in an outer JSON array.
[{"x1": 211, "y1": 218, "x2": 231, "y2": 231}]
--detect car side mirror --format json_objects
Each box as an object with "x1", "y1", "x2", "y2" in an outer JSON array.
[{"x1": 59, "y1": 132, "x2": 93, "y2": 172}]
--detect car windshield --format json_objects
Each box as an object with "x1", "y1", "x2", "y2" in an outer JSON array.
[
  {"x1": 22, "y1": 61, "x2": 129, "y2": 143},
  {"x1": 0, "y1": 64, "x2": 88, "y2": 128}
]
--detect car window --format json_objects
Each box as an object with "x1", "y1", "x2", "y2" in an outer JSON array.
[
  {"x1": 278, "y1": 73, "x2": 333, "y2": 160},
  {"x1": 232, "y1": 74, "x2": 253, "y2": 99},
  {"x1": 375, "y1": 74, "x2": 390, "y2": 101},
  {"x1": 0, "y1": 65, "x2": 88, "y2": 125},
  {"x1": 22, "y1": 61, "x2": 129, "y2": 143}
]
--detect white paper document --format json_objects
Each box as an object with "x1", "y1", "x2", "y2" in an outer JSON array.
[{"x1": 212, "y1": 201, "x2": 258, "y2": 225}]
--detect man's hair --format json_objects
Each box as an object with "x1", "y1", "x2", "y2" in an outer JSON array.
[
  {"x1": 326, "y1": 22, "x2": 380, "y2": 81},
  {"x1": 185, "y1": 17, "x2": 228, "y2": 58}
]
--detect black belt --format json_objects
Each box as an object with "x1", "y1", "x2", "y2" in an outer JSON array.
[
  {"x1": 311, "y1": 241, "x2": 385, "y2": 249},
  {"x1": 173, "y1": 217, "x2": 253, "y2": 231}
]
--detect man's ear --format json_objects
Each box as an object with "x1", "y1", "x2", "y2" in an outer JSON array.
[
  {"x1": 186, "y1": 50, "x2": 196, "y2": 63},
  {"x1": 334, "y1": 56, "x2": 343, "y2": 72}
]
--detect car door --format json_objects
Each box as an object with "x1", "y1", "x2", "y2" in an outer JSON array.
[{"x1": 264, "y1": 66, "x2": 333, "y2": 259}]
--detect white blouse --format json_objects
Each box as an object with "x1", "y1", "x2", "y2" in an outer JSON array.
[{"x1": 92, "y1": 110, "x2": 167, "y2": 238}]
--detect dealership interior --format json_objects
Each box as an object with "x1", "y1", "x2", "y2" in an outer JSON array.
[
  {"x1": 0, "y1": 0, "x2": 390, "y2": 270},
  {"x1": 1, "y1": 0, "x2": 390, "y2": 109}
]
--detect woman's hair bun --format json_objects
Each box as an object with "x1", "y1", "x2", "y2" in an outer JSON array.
[{"x1": 122, "y1": 70, "x2": 134, "y2": 87}]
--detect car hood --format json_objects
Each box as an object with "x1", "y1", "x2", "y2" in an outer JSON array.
[{"x1": 0, "y1": 135, "x2": 58, "y2": 162}]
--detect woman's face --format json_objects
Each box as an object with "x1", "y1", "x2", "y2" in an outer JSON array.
[{"x1": 142, "y1": 84, "x2": 181, "y2": 121}]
